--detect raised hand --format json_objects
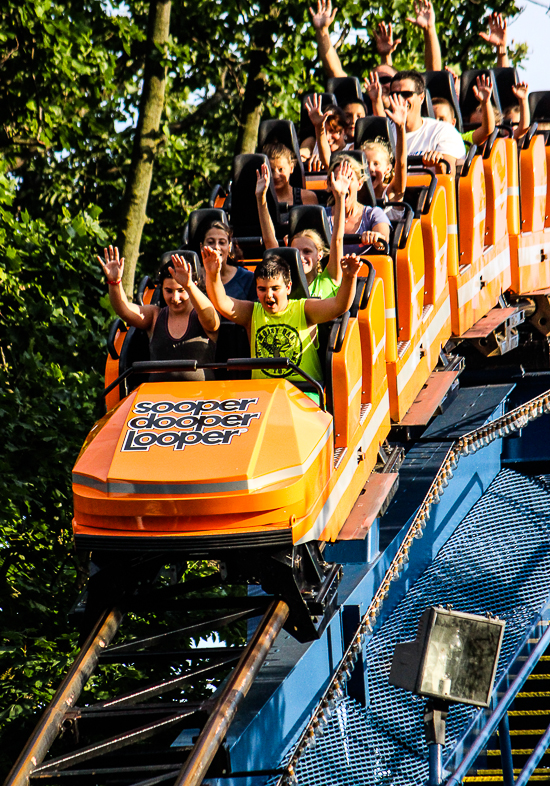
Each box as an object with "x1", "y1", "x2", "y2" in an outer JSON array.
[
  {"x1": 385, "y1": 93, "x2": 408, "y2": 127},
  {"x1": 512, "y1": 81, "x2": 529, "y2": 101},
  {"x1": 308, "y1": 0, "x2": 337, "y2": 31},
  {"x1": 340, "y1": 254, "x2": 362, "y2": 277},
  {"x1": 169, "y1": 255, "x2": 193, "y2": 289},
  {"x1": 329, "y1": 159, "x2": 353, "y2": 198},
  {"x1": 479, "y1": 12, "x2": 507, "y2": 48},
  {"x1": 201, "y1": 245, "x2": 223, "y2": 277},
  {"x1": 373, "y1": 21, "x2": 401, "y2": 56},
  {"x1": 255, "y1": 163, "x2": 270, "y2": 201},
  {"x1": 307, "y1": 152, "x2": 323, "y2": 172},
  {"x1": 406, "y1": 0, "x2": 436, "y2": 30},
  {"x1": 305, "y1": 94, "x2": 325, "y2": 128},
  {"x1": 364, "y1": 71, "x2": 382, "y2": 102},
  {"x1": 98, "y1": 245, "x2": 124, "y2": 284},
  {"x1": 472, "y1": 74, "x2": 493, "y2": 104}
]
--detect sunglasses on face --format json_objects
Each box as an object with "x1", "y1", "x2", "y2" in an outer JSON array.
[
  {"x1": 390, "y1": 90, "x2": 420, "y2": 99},
  {"x1": 377, "y1": 75, "x2": 393, "y2": 85}
]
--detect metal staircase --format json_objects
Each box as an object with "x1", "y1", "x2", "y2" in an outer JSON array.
[
  {"x1": 464, "y1": 631, "x2": 550, "y2": 785},
  {"x1": 272, "y1": 468, "x2": 550, "y2": 786}
]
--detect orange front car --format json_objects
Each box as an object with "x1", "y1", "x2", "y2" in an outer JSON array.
[{"x1": 72, "y1": 379, "x2": 333, "y2": 554}]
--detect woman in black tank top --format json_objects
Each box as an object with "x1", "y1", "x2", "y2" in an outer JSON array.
[{"x1": 99, "y1": 248, "x2": 219, "y2": 381}]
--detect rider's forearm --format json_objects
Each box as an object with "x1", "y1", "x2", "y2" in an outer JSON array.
[
  {"x1": 315, "y1": 27, "x2": 347, "y2": 77},
  {"x1": 424, "y1": 26, "x2": 442, "y2": 72}
]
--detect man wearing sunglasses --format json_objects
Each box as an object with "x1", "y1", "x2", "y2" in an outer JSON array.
[{"x1": 390, "y1": 71, "x2": 465, "y2": 175}]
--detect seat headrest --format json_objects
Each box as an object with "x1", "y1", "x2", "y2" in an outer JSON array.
[
  {"x1": 184, "y1": 208, "x2": 229, "y2": 254},
  {"x1": 262, "y1": 247, "x2": 310, "y2": 300},
  {"x1": 289, "y1": 205, "x2": 332, "y2": 252},
  {"x1": 354, "y1": 116, "x2": 396, "y2": 158}
]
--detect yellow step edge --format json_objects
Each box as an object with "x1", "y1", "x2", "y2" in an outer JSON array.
[
  {"x1": 472, "y1": 769, "x2": 550, "y2": 774},
  {"x1": 515, "y1": 691, "x2": 550, "y2": 697},
  {"x1": 509, "y1": 710, "x2": 550, "y2": 716},
  {"x1": 487, "y1": 748, "x2": 548, "y2": 755},
  {"x1": 465, "y1": 776, "x2": 550, "y2": 783}
]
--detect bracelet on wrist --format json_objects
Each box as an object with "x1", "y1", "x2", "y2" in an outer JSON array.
[
  {"x1": 108, "y1": 278, "x2": 122, "y2": 286},
  {"x1": 497, "y1": 45, "x2": 506, "y2": 54}
]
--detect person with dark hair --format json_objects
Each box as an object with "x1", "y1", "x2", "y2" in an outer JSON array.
[
  {"x1": 203, "y1": 246, "x2": 362, "y2": 389},
  {"x1": 390, "y1": 70, "x2": 465, "y2": 174},
  {"x1": 300, "y1": 98, "x2": 349, "y2": 170},
  {"x1": 503, "y1": 82, "x2": 530, "y2": 141},
  {"x1": 342, "y1": 99, "x2": 368, "y2": 143},
  {"x1": 199, "y1": 220, "x2": 256, "y2": 300},
  {"x1": 261, "y1": 142, "x2": 318, "y2": 210},
  {"x1": 98, "y1": 246, "x2": 219, "y2": 380}
]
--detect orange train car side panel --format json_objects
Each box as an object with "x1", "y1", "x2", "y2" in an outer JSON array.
[
  {"x1": 331, "y1": 318, "x2": 363, "y2": 450},
  {"x1": 509, "y1": 229, "x2": 550, "y2": 294},
  {"x1": 520, "y1": 133, "x2": 547, "y2": 234},
  {"x1": 483, "y1": 138, "x2": 508, "y2": 249},
  {"x1": 384, "y1": 217, "x2": 450, "y2": 422},
  {"x1": 450, "y1": 154, "x2": 512, "y2": 336},
  {"x1": 509, "y1": 134, "x2": 550, "y2": 294},
  {"x1": 104, "y1": 327, "x2": 127, "y2": 411},
  {"x1": 367, "y1": 256, "x2": 398, "y2": 363},
  {"x1": 506, "y1": 138, "x2": 521, "y2": 238}
]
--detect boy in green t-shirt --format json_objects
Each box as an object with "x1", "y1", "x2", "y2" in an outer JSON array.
[{"x1": 200, "y1": 251, "x2": 361, "y2": 383}]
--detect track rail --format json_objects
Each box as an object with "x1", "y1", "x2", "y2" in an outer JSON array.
[
  {"x1": 4, "y1": 578, "x2": 288, "y2": 786},
  {"x1": 4, "y1": 607, "x2": 124, "y2": 786}
]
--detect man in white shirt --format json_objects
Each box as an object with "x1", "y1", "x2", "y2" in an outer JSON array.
[{"x1": 390, "y1": 70, "x2": 466, "y2": 174}]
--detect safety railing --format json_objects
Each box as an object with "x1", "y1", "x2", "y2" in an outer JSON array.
[{"x1": 446, "y1": 621, "x2": 550, "y2": 786}]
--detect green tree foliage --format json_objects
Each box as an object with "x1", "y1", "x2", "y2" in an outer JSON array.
[{"x1": 0, "y1": 0, "x2": 527, "y2": 774}]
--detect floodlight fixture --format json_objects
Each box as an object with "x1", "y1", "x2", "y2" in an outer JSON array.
[
  {"x1": 389, "y1": 606, "x2": 505, "y2": 786},
  {"x1": 390, "y1": 606, "x2": 505, "y2": 707}
]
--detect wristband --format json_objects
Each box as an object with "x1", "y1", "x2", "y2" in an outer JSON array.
[
  {"x1": 108, "y1": 278, "x2": 122, "y2": 286},
  {"x1": 497, "y1": 45, "x2": 506, "y2": 54}
]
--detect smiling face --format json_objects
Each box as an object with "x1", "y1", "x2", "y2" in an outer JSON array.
[
  {"x1": 326, "y1": 117, "x2": 346, "y2": 151},
  {"x1": 365, "y1": 147, "x2": 393, "y2": 192},
  {"x1": 162, "y1": 277, "x2": 189, "y2": 312},
  {"x1": 343, "y1": 102, "x2": 367, "y2": 142},
  {"x1": 391, "y1": 78, "x2": 424, "y2": 126},
  {"x1": 269, "y1": 156, "x2": 293, "y2": 191},
  {"x1": 201, "y1": 227, "x2": 231, "y2": 266},
  {"x1": 291, "y1": 236, "x2": 323, "y2": 280},
  {"x1": 256, "y1": 274, "x2": 291, "y2": 314}
]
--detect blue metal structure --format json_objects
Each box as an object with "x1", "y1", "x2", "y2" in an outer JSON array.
[{"x1": 185, "y1": 380, "x2": 550, "y2": 786}]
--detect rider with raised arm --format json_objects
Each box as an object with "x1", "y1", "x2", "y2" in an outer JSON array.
[
  {"x1": 99, "y1": 247, "x2": 219, "y2": 380},
  {"x1": 309, "y1": 0, "x2": 441, "y2": 102},
  {"x1": 479, "y1": 12, "x2": 509, "y2": 68},
  {"x1": 255, "y1": 159, "x2": 352, "y2": 297},
  {"x1": 390, "y1": 70, "x2": 465, "y2": 174},
  {"x1": 203, "y1": 248, "x2": 362, "y2": 391}
]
